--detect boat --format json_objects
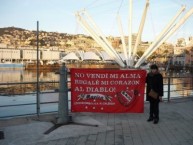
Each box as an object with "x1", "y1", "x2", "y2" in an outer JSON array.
[
  {"x1": 0, "y1": 62, "x2": 24, "y2": 68},
  {"x1": 24, "y1": 63, "x2": 60, "y2": 70}
]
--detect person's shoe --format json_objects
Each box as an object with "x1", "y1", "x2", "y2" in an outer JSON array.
[
  {"x1": 147, "y1": 118, "x2": 153, "y2": 122},
  {"x1": 153, "y1": 119, "x2": 159, "y2": 124}
]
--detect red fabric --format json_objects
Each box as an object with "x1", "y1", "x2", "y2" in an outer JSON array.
[{"x1": 71, "y1": 69, "x2": 147, "y2": 113}]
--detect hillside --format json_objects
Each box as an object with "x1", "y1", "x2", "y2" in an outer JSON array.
[
  {"x1": 0, "y1": 27, "x2": 97, "y2": 51},
  {"x1": 0, "y1": 27, "x2": 175, "y2": 56},
  {"x1": 0, "y1": 27, "x2": 26, "y2": 35}
]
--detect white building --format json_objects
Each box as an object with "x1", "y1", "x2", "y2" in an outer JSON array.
[
  {"x1": 0, "y1": 49, "x2": 20, "y2": 60},
  {"x1": 172, "y1": 54, "x2": 185, "y2": 65},
  {"x1": 174, "y1": 46, "x2": 185, "y2": 55},
  {"x1": 42, "y1": 50, "x2": 60, "y2": 60},
  {"x1": 22, "y1": 49, "x2": 40, "y2": 60}
]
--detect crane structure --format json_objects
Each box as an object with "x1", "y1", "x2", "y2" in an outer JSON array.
[{"x1": 75, "y1": 0, "x2": 193, "y2": 68}]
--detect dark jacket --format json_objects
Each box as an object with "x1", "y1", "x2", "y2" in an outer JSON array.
[{"x1": 146, "y1": 72, "x2": 163, "y2": 101}]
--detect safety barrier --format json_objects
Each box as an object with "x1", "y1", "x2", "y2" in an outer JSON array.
[{"x1": 0, "y1": 66, "x2": 193, "y2": 118}]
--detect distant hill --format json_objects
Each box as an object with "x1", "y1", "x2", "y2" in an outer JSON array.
[
  {"x1": 0, "y1": 27, "x2": 26, "y2": 35},
  {"x1": 0, "y1": 27, "x2": 96, "y2": 50}
]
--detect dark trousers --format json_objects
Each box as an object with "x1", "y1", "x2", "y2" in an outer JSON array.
[{"x1": 149, "y1": 99, "x2": 159, "y2": 120}]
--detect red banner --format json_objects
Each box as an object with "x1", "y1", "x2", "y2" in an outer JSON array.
[{"x1": 71, "y1": 69, "x2": 146, "y2": 113}]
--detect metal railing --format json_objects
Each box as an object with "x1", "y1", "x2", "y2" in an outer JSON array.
[
  {"x1": 0, "y1": 72, "x2": 193, "y2": 118},
  {"x1": 0, "y1": 81, "x2": 60, "y2": 118},
  {"x1": 163, "y1": 76, "x2": 193, "y2": 101}
]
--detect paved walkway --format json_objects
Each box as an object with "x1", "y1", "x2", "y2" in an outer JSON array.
[{"x1": 0, "y1": 98, "x2": 193, "y2": 145}]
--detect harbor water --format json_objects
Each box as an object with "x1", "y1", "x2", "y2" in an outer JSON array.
[
  {"x1": 0, "y1": 67, "x2": 193, "y2": 97},
  {"x1": 0, "y1": 66, "x2": 193, "y2": 118}
]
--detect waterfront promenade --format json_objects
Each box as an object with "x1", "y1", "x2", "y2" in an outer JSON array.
[{"x1": 0, "y1": 97, "x2": 193, "y2": 145}]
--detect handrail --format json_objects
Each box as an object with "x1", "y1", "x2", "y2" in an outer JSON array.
[
  {"x1": 0, "y1": 81, "x2": 59, "y2": 85},
  {"x1": 0, "y1": 75, "x2": 193, "y2": 118}
]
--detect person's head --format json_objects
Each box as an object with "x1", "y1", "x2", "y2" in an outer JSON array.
[{"x1": 150, "y1": 64, "x2": 158, "y2": 73}]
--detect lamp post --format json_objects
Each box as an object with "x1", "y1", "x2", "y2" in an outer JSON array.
[{"x1": 36, "y1": 21, "x2": 40, "y2": 117}]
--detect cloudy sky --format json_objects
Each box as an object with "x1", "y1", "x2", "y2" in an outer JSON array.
[{"x1": 1, "y1": 0, "x2": 193, "y2": 42}]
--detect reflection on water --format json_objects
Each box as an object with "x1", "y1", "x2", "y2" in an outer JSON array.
[
  {"x1": 0, "y1": 68, "x2": 59, "y2": 83},
  {"x1": 0, "y1": 68, "x2": 59, "y2": 95},
  {"x1": 172, "y1": 76, "x2": 193, "y2": 97},
  {"x1": 0, "y1": 68, "x2": 193, "y2": 97},
  {"x1": 163, "y1": 71, "x2": 193, "y2": 97}
]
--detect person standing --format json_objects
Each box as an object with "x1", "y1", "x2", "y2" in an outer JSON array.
[{"x1": 146, "y1": 64, "x2": 163, "y2": 124}]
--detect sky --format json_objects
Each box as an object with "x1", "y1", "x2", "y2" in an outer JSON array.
[{"x1": 1, "y1": 0, "x2": 193, "y2": 43}]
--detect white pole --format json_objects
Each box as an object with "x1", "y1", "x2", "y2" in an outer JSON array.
[
  {"x1": 128, "y1": 0, "x2": 133, "y2": 66},
  {"x1": 146, "y1": 7, "x2": 193, "y2": 61},
  {"x1": 75, "y1": 13, "x2": 125, "y2": 67},
  {"x1": 117, "y1": 14, "x2": 128, "y2": 66},
  {"x1": 135, "y1": 5, "x2": 186, "y2": 68},
  {"x1": 133, "y1": 0, "x2": 149, "y2": 57},
  {"x1": 83, "y1": 11, "x2": 123, "y2": 63}
]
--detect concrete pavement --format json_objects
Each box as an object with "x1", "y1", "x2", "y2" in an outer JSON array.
[{"x1": 0, "y1": 98, "x2": 193, "y2": 145}]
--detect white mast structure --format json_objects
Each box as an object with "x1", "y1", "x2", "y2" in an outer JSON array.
[
  {"x1": 75, "y1": 11, "x2": 125, "y2": 67},
  {"x1": 75, "y1": 0, "x2": 193, "y2": 68},
  {"x1": 133, "y1": 0, "x2": 149, "y2": 57},
  {"x1": 117, "y1": 14, "x2": 128, "y2": 66},
  {"x1": 128, "y1": 0, "x2": 133, "y2": 67},
  {"x1": 135, "y1": 5, "x2": 186, "y2": 68},
  {"x1": 76, "y1": 11, "x2": 125, "y2": 67},
  {"x1": 135, "y1": 6, "x2": 193, "y2": 68}
]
